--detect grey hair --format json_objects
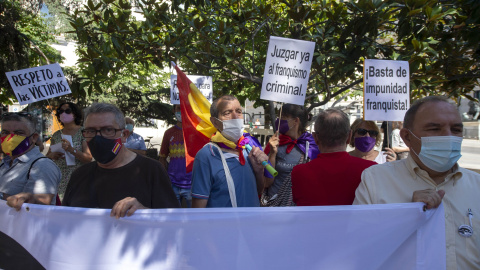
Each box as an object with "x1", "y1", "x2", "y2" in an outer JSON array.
[
  {"x1": 210, "y1": 95, "x2": 237, "y2": 118},
  {"x1": 1, "y1": 113, "x2": 36, "y2": 134},
  {"x1": 314, "y1": 108, "x2": 350, "y2": 148},
  {"x1": 125, "y1": 117, "x2": 135, "y2": 126},
  {"x1": 84, "y1": 103, "x2": 126, "y2": 128}
]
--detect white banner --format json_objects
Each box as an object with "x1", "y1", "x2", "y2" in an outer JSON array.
[
  {"x1": 5, "y1": 63, "x2": 72, "y2": 105},
  {"x1": 363, "y1": 59, "x2": 410, "y2": 121},
  {"x1": 0, "y1": 202, "x2": 445, "y2": 270},
  {"x1": 170, "y1": 75, "x2": 213, "y2": 104},
  {"x1": 260, "y1": 36, "x2": 315, "y2": 106}
]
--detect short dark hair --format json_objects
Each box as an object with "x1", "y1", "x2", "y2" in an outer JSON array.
[
  {"x1": 56, "y1": 102, "x2": 83, "y2": 126},
  {"x1": 0, "y1": 112, "x2": 36, "y2": 134},
  {"x1": 404, "y1": 96, "x2": 453, "y2": 129},
  {"x1": 314, "y1": 108, "x2": 350, "y2": 147},
  {"x1": 281, "y1": 104, "x2": 311, "y2": 132},
  {"x1": 210, "y1": 95, "x2": 237, "y2": 118}
]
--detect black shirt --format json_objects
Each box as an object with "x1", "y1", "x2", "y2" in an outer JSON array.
[{"x1": 63, "y1": 154, "x2": 179, "y2": 209}]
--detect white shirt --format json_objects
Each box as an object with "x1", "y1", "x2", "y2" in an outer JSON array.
[{"x1": 354, "y1": 155, "x2": 480, "y2": 270}]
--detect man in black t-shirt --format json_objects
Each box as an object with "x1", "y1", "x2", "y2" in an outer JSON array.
[{"x1": 8, "y1": 103, "x2": 179, "y2": 217}]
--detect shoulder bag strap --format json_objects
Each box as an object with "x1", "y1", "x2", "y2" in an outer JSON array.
[
  {"x1": 207, "y1": 143, "x2": 237, "y2": 208},
  {"x1": 27, "y1": 157, "x2": 49, "y2": 179}
]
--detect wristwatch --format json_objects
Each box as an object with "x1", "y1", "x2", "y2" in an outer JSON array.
[{"x1": 72, "y1": 149, "x2": 77, "y2": 154}]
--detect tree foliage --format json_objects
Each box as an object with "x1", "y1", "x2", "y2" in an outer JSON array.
[
  {"x1": 69, "y1": 0, "x2": 479, "y2": 111},
  {"x1": 0, "y1": 0, "x2": 63, "y2": 105},
  {"x1": 2, "y1": 0, "x2": 480, "y2": 120}
]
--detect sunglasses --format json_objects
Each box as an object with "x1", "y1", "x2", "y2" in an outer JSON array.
[
  {"x1": 356, "y1": 128, "x2": 378, "y2": 137},
  {"x1": 57, "y1": 108, "x2": 72, "y2": 114}
]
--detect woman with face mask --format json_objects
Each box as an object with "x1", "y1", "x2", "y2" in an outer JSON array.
[
  {"x1": 46, "y1": 102, "x2": 92, "y2": 201},
  {"x1": 348, "y1": 119, "x2": 396, "y2": 164},
  {"x1": 263, "y1": 104, "x2": 320, "y2": 207}
]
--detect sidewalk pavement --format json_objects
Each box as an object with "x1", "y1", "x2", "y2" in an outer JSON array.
[{"x1": 458, "y1": 139, "x2": 480, "y2": 173}]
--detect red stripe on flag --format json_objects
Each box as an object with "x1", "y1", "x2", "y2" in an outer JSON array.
[{"x1": 175, "y1": 66, "x2": 211, "y2": 172}]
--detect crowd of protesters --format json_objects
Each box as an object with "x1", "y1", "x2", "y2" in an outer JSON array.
[{"x1": 0, "y1": 95, "x2": 479, "y2": 269}]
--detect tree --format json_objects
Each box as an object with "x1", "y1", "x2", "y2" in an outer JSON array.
[
  {"x1": 0, "y1": 0, "x2": 63, "y2": 105},
  {"x1": 68, "y1": 0, "x2": 479, "y2": 124}
]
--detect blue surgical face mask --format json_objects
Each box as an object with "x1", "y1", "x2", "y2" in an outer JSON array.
[
  {"x1": 409, "y1": 130, "x2": 462, "y2": 172},
  {"x1": 175, "y1": 112, "x2": 182, "y2": 122},
  {"x1": 125, "y1": 124, "x2": 134, "y2": 132}
]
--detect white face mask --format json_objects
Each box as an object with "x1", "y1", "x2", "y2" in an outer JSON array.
[
  {"x1": 218, "y1": 118, "x2": 244, "y2": 142},
  {"x1": 409, "y1": 130, "x2": 462, "y2": 172},
  {"x1": 175, "y1": 112, "x2": 182, "y2": 122}
]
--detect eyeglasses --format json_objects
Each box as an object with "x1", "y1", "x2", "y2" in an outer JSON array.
[
  {"x1": 82, "y1": 127, "x2": 123, "y2": 138},
  {"x1": 57, "y1": 108, "x2": 72, "y2": 114},
  {"x1": 1, "y1": 112, "x2": 33, "y2": 120},
  {"x1": 356, "y1": 128, "x2": 378, "y2": 137}
]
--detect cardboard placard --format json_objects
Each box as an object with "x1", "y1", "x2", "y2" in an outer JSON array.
[
  {"x1": 363, "y1": 59, "x2": 410, "y2": 121},
  {"x1": 170, "y1": 75, "x2": 213, "y2": 104},
  {"x1": 260, "y1": 36, "x2": 315, "y2": 106},
  {"x1": 6, "y1": 63, "x2": 72, "y2": 105}
]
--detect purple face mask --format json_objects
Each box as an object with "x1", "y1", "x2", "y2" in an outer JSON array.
[
  {"x1": 275, "y1": 118, "x2": 290, "y2": 134},
  {"x1": 355, "y1": 136, "x2": 376, "y2": 153}
]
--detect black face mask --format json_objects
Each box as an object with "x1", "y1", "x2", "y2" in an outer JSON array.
[{"x1": 87, "y1": 135, "x2": 123, "y2": 164}]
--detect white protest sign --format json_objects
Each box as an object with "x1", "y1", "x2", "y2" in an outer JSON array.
[
  {"x1": 363, "y1": 59, "x2": 410, "y2": 121},
  {"x1": 260, "y1": 36, "x2": 315, "y2": 106},
  {"x1": 5, "y1": 63, "x2": 72, "y2": 105},
  {"x1": 170, "y1": 75, "x2": 213, "y2": 104}
]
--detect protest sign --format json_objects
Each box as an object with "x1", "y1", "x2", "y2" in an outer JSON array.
[
  {"x1": 5, "y1": 63, "x2": 72, "y2": 105},
  {"x1": 363, "y1": 59, "x2": 410, "y2": 121},
  {"x1": 170, "y1": 75, "x2": 213, "y2": 104},
  {"x1": 260, "y1": 36, "x2": 315, "y2": 106}
]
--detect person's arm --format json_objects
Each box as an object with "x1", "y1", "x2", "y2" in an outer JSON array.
[
  {"x1": 190, "y1": 148, "x2": 212, "y2": 207},
  {"x1": 192, "y1": 198, "x2": 208, "y2": 208},
  {"x1": 391, "y1": 130, "x2": 409, "y2": 153},
  {"x1": 158, "y1": 156, "x2": 168, "y2": 170},
  {"x1": 158, "y1": 132, "x2": 171, "y2": 169},
  {"x1": 46, "y1": 132, "x2": 64, "y2": 160},
  {"x1": 46, "y1": 148, "x2": 64, "y2": 160},
  {"x1": 62, "y1": 139, "x2": 93, "y2": 163},
  {"x1": 21, "y1": 158, "x2": 61, "y2": 206},
  {"x1": 391, "y1": 146, "x2": 409, "y2": 153},
  {"x1": 265, "y1": 133, "x2": 279, "y2": 188},
  {"x1": 248, "y1": 146, "x2": 268, "y2": 196},
  {"x1": 383, "y1": 148, "x2": 397, "y2": 162},
  {"x1": 6, "y1": 192, "x2": 55, "y2": 211}
]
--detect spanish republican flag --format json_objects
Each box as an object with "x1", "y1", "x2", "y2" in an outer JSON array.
[{"x1": 174, "y1": 64, "x2": 216, "y2": 172}]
